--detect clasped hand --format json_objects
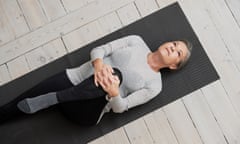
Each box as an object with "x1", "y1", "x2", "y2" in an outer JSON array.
[{"x1": 94, "y1": 61, "x2": 120, "y2": 97}]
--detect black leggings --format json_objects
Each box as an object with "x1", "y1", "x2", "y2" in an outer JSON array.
[
  {"x1": 57, "y1": 68, "x2": 122, "y2": 102},
  {"x1": 0, "y1": 68, "x2": 122, "y2": 125}
]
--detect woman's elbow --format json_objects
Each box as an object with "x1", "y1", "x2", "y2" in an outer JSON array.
[
  {"x1": 111, "y1": 104, "x2": 128, "y2": 113},
  {"x1": 113, "y1": 109, "x2": 124, "y2": 113}
]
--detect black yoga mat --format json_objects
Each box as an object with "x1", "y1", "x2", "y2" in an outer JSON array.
[{"x1": 0, "y1": 2, "x2": 219, "y2": 144}]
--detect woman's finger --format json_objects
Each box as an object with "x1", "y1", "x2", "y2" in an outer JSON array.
[
  {"x1": 98, "y1": 80, "x2": 106, "y2": 89},
  {"x1": 94, "y1": 73, "x2": 99, "y2": 87},
  {"x1": 96, "y1": 72, "x2": 103, "y2": 83},
  {"x1": 112, "y1": 76, "x2": 120, "y2": 85},
  {"x1": 103, "y1": 76, "x2": 111, "y2": 87},
  {"x1": 114, "y1": 75, "x2": 120, "y2": 81},
  {"x1": 106, "y1": 65, "x2": 114, "y2": 74},
  {"x1": 101, "y1": 78, "x2": 111, "y2": 90},
  {"x1": 102, "y1": 68, "x2": 108, "y2": 77}
]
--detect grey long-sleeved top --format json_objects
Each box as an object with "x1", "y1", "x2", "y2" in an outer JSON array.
[{"x1": 66, "y1": 35, "x2": 162, "y2": 115}]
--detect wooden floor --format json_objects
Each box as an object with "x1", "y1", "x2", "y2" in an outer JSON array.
[{"x1": 1, "y1": 0, "x2": 240, "y2": 143}]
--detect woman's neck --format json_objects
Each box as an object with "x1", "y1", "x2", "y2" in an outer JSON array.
[{"x1": 147, "y1": 52, "x2": 166, "y2": 72}]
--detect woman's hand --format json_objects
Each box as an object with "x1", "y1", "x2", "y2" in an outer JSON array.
[
  {"x1": 96, "y1": 71, "x2": 120, "y2": 97},
  {"x1": 92, "y1": 58, "x2": 114, "y2": 87}
]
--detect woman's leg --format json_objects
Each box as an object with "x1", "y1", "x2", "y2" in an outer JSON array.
[
  {"x1": 17, "y1": 73, "x2": 101, "y2": 114},
  {"x1": 0, "y1": 70, "x2": 73, "y2": 123},
  {"x1": 58, "y1": 68, "x2": 123, "y2": 125},
  {"x1": 59, "y1": 97, "x2": 108, "y2": 126},
  {"x1": 17, "y1": 68, "x2": 122, "y2": 113},
  {"x1": 19, "y1": 70, "x2": 74, "y2": 97},
  {"x1": 57, "y1": 68, "x2": 122, "y2": 102}
]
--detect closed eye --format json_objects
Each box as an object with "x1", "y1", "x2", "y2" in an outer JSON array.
[
  {"x1": 178, "y1": 51, "x2": 181, "y2": 57},
  {"x1": 173, "y1": 42, "x2": 177, "y2": 46}
]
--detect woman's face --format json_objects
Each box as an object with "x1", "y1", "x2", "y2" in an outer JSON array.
[{"x1": 157, "y1": 41, "x2": 189, "y2": 69}]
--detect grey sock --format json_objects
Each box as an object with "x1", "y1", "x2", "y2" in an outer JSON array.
[{"x1": 17, "y1": 92, "x2": 58, "y2": 114}]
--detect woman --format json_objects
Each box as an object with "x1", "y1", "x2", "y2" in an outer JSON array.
[{"x1": 0, "y1": 35, "x2": 192, "y2": 125}]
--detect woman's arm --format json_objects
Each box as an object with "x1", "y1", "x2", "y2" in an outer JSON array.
[
  {"x1": 90, "y1": 35, "x2": 144, "y2": 63},
  {"x1": 91, "y1": 35, "x2": 144, "y2": 86},
  {"x1": 109, "y1": 80, "x2": 162, "y2": 113}
]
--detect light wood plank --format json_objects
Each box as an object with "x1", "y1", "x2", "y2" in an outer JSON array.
[
  {"x1": 86, "y1": 0, "x2": 96, "y2": 3},
  {"x1": 211, "y1": 50, "x2": 240, "y2": 115},
  {"x1": 25, "y1": 47, "x2": 47, "y2": 70},
  {"x1": 124, "y1": 118, "x2": 154, "y2": 144},
  {"x1": 144, "y1": 109, "x2": 178, "y2": 144},
  {"x1": 25, "y1": 38, "x2": 67, "y2": 70},
  {"x1": 225, "y1": 0, "x2": 240, "y2": 26},
  {"x1": 180, "y1": 0, "x2": 240, "y2": 116},
  {"x1": 163, "y1": 100, "x2": 203, "y2": 144},
  {"x1": 98, "y1": 12, "x2": 123, "y2": 35},
  {"x1": 104, "y1": 128, "x2": 130, "y2": 144},
  {"x1": 203, "y1": 0, "x2": 240, "y2": 71},
  {"x1": 18, "y1": 0, "x2": 48, "y2": 30},
  {"x1": 61, "y1": 0, "x2": 88, "y2": 12},
  {"x1": 0, "y1": 0, "x2": 135, "y2": 65},
  {"x1": 183, "y1": 90, "x2": 228, "y2": 144},
  {"x1": 62, "y1": 20, "x2": 104, "y2": 52},
  {"x1": 63, "y1": 12, "x2": 122, "y2": 52},
  {"x1": 61, "y1": 30, "x2": 82, "y2": 53},
  {"x1": 134, "y1": 0, "x2": 159, "y2": 17},
  {"x1": 202, "y1": 81, "x2": 240, "y2": 144},
  {"x1": 7, "y1": 56, "x2": 30, "y2": 79},
  {"x1": 156, "y1": 2, "x2": 232, "y2": 144},
  {"x1": 88, "y1": 128, "x2": 130, "y2": 144},
  {"x1": 42, "y1": 38, "x2": 67, "y2": 57},
  {"x1": 179, "y1": 0, "x2": 240, "y2": 142},
  {"x1": 0, "y1": 0, "x2": 29, "y2": 39},
  {"x1": 0, "y1": 64, "x2": 11, "y2": 86},
  {"x1": 117, "y1": 2, "x2": 141, "y2": 26},
  {"x1": 88, "y1": 136, "x2": 106, "y2": 144},
  {"x1": 0, "y1": 4, "x2": 15, "y2": 46},
  {"x1": 39, "y1": 0, "x2": 66, "y2": 21},
  {"x1": 198, "y1": 0, "x2": 240, "y2": 115},
  {"x1": 156, "y1": 0, "x2": 176, "y2": 8}
]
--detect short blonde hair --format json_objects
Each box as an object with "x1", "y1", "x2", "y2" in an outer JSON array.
[{"x1": 176, "y1": 39, "x2": 192, "y2": 69}]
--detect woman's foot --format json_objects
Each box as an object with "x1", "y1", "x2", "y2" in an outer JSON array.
[{"x1": 17, "y1": 92, "x2": 58, "y2": 114}]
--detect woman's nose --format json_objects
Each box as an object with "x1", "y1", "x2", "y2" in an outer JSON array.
[{"x1": 170, "y1": 45, "x2": 175, "y2": 52}]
